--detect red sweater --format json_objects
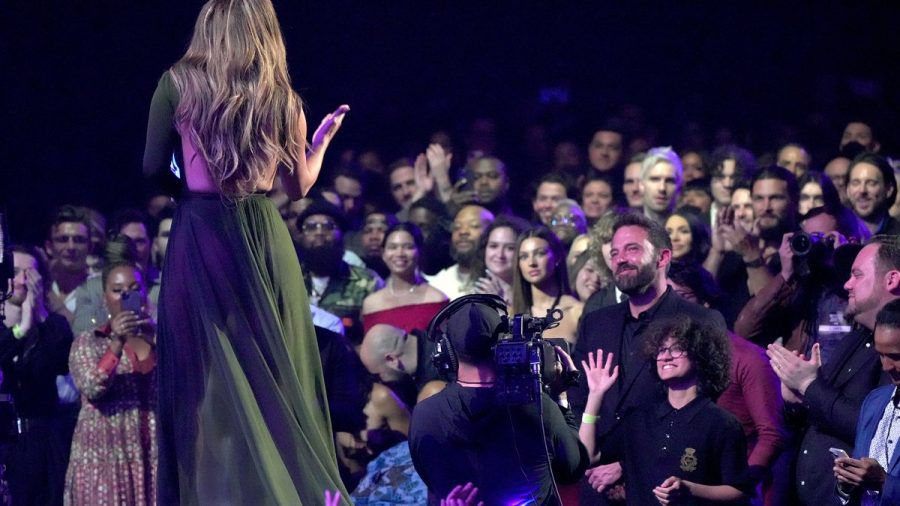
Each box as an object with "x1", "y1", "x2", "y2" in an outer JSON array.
[{"x1": 717, "y1": 333, "x2": 788, "y2": 468}]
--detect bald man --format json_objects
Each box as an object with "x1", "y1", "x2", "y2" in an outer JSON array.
[{"x1": 360, "y1": 324, "x2": 444, "y2": 391}]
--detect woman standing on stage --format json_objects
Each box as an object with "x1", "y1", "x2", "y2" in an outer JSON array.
[{"x1": 143, "y1": 0, "x2": 349, "y2": 502}]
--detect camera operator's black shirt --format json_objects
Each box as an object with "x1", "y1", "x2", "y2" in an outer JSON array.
[
  {"x1": 602, "y1": 396, "x2": 752, "y2": 505},
  {"x1": 409, "y1": 382, "x2": 588, "y2": 505}
]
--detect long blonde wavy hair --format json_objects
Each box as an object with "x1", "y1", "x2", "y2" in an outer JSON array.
[{"x1": 170, "y1": 0, "x2": 305, "y2": 199}]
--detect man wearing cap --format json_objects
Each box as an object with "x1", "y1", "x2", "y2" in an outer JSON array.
[
  {"x1": 296, "y1": 200, "x2": 383, "y2": 345},
  {"x1": 409, "y1": 298, "x2": 588, "y2": 505}
]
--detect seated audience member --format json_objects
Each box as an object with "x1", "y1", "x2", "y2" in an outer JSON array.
[
  {"x1": 640, "y1": 146, "x2": 684, "y2": 225},
  {"x1": 681, "y1": 150, "x2": 709, "y2": 183},
  {"x1": 570, "y1": 251, "x2": 603, "y2": 303},
  {"x1": 681, "y1": 178, "x2": 714, "y2": 216},
  {"x1": 840, "y1": 120, "x2": 880, "y2": 153},
  {"x1": 734, "y1": 204, "x2": 868, "y2": 353},
  {"x1": 580, "y1": 315, "x2": 752, "y2": 505},
  {"x1": 44, "y1": 205, "x2": 93, "y2": 325},
  {"x1": 622, "y1": 154, "x2": 646, "y2": 210},
  {"x1": 709, "y1": 144, "x2": 756, "y2": 229},
  {"x1": 408, "y1": 196, "x2": 454, "y2": 276},
  {"x1": 359, "y1": 323, "x2": 445, "y2": 409},
  {"x1": 350, "y1": 383, "x2": 447, "y2": 505},
  {"x1": 580, "y1": 174, "x2": 616, "y2": 225},
  {"x1": 532, "y1": 172, "x2": 570, "y2": 226},
  {"x1": 426, "y1": 204, "x2": 495, "y2": 300},
  {"x1": 834, "y1": 299, "x2": 900, "y2": 505},
  {"x1": 0, "y1": 246, "x2": 75, "y2": 505},
  {"x1": 824, "y1": 156, "x2": 852, "y2": 205},
  {"x1": 409, "y1": 298, "x2": 588, "y2": 505},
  {"x1": 766, "y1": 235, "x2": 899, "y2": 505},
  {"x1": 553, "y1": 139, "x2": 584, "y2": 175},
  {"x1": 357, "y1": 210, "x2": 398, "y2": 279},
  {"x1": 776, "y1": 143, "x2": 812, "y2": 178},
  {"x1": 387, "y1": 158, "x2": 422, "y2": 221},
  {"x1": 550, "y1": 199, "x2": 589, "y2": 249},
  {"x1": 296, "y1": 200, "x2": 383, "y2": 345},
  {"x1": 361, "y1": 223, "x2": 448, "y2": 335},
  {"x1": 471, "y1": 216, "x2": 530, "y2": 306},
  {"x1": 66, "y1": 259, "x2": 156, "y2": 505},
  {"x1": 580, "y1": 213, "x2": 622, "y2": 315},
  {"x1": 110, "y1": 208, "x2": 158, "y2": 284},
  {"x1": 667, "y1": 262, "x2": 790, "y2": 505},
  {"x1": 511, "y1": 227, "x2": 584, "y2": 345},
  {"x1": 462, "y1": 155, "x2": 513, "y2": 216},
  {"x1": 331, "y1": 166, "x2": 366, "y2": 231},
  {"x1": 665, "y1": 206, "x2": 712, "y2": 270},
  {"x1": 718, "y1": 166, "x2": 799, "y2": 298},
  {"x1": 587, "y1": 125, "x2": 626, "y2": 176},
  {"x1": 846, "y1": 152, "x2": 900, "y2": 236},
  {"x1": 335, "y1": 381, "x2": 411, "y2": 491},
  {"x1": 798, "y1": 171, "x2": 840, "y2": 216},
  {"x1": 730, "y1": 182, "x2": 756, "y2": 232},
  {"x1": 705, "y1": 181, "x2": 754, "y2": 327}
]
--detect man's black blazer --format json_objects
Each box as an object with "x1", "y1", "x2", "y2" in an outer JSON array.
[{"x1": 570, "y1": 288, "x2": 727, "y2": 441}]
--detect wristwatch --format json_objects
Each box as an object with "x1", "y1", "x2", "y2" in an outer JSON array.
[{"x1": 744, "y1": 256, "x2": 767, "y2": 268}]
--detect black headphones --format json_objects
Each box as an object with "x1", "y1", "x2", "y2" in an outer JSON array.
[{"x1": 427, "y1": 294, "x2": 509, "y2": 377}]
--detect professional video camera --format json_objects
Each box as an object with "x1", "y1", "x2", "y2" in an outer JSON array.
[
  {"x1": 495, "y1": 310, "x2": 567, "y2": 405},
  {"x1": 430, "y1": 294, "x2": 578, "y2": 407}
]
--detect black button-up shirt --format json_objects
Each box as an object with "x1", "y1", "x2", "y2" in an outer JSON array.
[{"x1": 603, "y1": 396, "x2": 751, "y2": 505}]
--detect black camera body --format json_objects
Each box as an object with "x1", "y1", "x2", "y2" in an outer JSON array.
[
  {"x1": 789, "y1": 232, "x2": 835, "y2": 278},
  {"x1": 494, "y1": 311, "x2": 562, "y2": 405}
]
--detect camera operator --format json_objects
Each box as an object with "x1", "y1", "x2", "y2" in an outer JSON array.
[
  {"x1": 0, "y1": 245, "x2": 75, "y2": 505},
  {"x1": 734, "y1": 205, "x2": 867, "y2": 356},
  {"x1": 409, "y1": 297, "x2": 588, "y2": 505}
]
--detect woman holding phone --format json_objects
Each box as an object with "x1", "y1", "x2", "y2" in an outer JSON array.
[
  {"x1": 65, "y1": 259, "x2": 157, "y2": 504},
  {"x1": 143, "y1": 0, "x2": 350, "y2": 502}
]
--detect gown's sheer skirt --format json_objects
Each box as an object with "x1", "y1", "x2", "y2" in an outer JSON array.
[{"x1": 158, "y1": 193, "x2": 347, "y2": 504}]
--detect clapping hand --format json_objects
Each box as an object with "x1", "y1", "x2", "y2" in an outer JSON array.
[
  {"x1": 767, "y1": 342, "x2": 821, "y2": 396},
  {"x1": 441, "y1": 482, "x2": 484, "y2": 506},
  {"x1": 581, "y1": 349, "x2": 619, "y2": 398},
  {"x1": 413, "y1": 153, "x2": 435, "y2": 201},
  {"x1": 324, "y1": 489, "x2": 341, "y2": 506},
  {"x1": 653, "y1": 476, "x2": 690, "y2": 505}
]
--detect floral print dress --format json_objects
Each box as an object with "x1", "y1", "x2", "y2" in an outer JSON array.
[{"x1": 64, "y1": 325, "x2": 157, "y2": 506}]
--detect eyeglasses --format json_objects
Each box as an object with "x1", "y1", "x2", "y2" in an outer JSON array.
[
  {"x1": 302, "y1": 221, "x2": 337, "y2": 233},
  {"x1": 656, "y1": 345, "x2": 687, "y2": 359},
  {"x1": 550, "y1": 214, "x2": 578, "y2": 227}
]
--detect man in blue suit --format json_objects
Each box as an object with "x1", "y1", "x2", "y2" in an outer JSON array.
[{"x1": 835, "y1": 298, "x2": 900, "y2": 505}]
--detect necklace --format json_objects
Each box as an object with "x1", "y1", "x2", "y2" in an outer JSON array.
[{"x1": 389, "y1": 277, "x2": 420, "y2": 297}]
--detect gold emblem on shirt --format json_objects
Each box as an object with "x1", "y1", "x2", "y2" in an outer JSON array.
[{"x1": 680, "y1": 447, "x2": 698, "y2": 472}]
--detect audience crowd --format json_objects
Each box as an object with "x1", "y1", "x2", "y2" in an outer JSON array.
[{"x1": 3, "y1": 116, "x2": 900, "y2": 505}]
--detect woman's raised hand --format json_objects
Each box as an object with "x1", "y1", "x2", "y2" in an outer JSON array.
[
  {"x1": 309, "y1": 105, "x2": 350, "y2": 155},
  {"x1": 581, "y1": 349, "x2": 619, "y2": 397}
]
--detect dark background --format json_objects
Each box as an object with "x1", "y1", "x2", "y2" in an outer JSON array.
[{"x1": 3, "y1": 1, "x2": 899, "y2": 244}]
